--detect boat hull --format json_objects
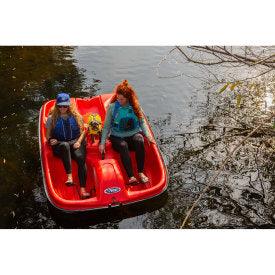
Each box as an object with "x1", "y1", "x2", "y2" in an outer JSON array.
[{"x1": 39, "y1": 94, "x2": 168, "y2": 212}]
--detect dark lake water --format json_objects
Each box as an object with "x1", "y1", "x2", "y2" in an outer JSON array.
[{"x1": 0, "y1": 46, "x2": 274, "y2": 229}]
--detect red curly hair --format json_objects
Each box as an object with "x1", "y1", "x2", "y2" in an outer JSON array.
[{"x1": 110, "y1": 80, "x2": 143, "y2": 119}]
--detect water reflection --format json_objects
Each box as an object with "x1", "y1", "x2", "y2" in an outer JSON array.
[
  {"x1": 47, "y1": 192, "x2": 168, "y2": 229},
  {"x1": 1, "y1": 46, "x2": 274, "y2": 229},
  {"x1": 144, "y1": 80, "x2": 275, "y2": 229},
  {"x1": 0, "y1": 46, "x2": 169, "y2": 229},
  {"x1": 0, "y1": 46, "x2": 91, "y2": 228}
]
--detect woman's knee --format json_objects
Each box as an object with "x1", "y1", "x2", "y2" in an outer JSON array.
[
  {"x1": 118, "y1": 141, "x2": 129, "y2": 152},
  {"x1": 133, "y1": 134, "x2": 144, "y2": 146},
  {"x1": 74, "y1": 154, "x2": 86, "y2": 165},
  {"x1": 59, "y1": 142, "x2": 70, "y2": 151}
]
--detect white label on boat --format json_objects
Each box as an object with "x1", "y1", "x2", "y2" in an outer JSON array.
[{"x1": 104, "y1": 187, "x2": 121, "y2": 194}]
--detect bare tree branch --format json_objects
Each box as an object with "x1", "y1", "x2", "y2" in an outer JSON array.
[
  {"x1": 187, "y1": 46, "x2": 275, "y2": 69},
  {"x1": 174, "y1": 46, "x2": 275, "y2": 82}
]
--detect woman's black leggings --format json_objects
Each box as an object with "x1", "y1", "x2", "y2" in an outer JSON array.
[
  {"x1": 110, "y1": 133, "x2": 145, "y2": 178},
  {"x1": 52, "y1": 140, "x2": 87, "y2": 187}
]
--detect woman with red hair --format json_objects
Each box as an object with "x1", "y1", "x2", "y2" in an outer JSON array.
[{"x1": 99, "y1": 80, "x2": 154, "y2": 185}]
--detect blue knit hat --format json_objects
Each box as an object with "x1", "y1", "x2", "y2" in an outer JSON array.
[{"x1": 56, "y1": 92, "x2": 70, "y2": 106}]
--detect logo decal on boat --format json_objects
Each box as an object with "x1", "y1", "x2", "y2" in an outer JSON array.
[{"x1": 104, "y1": 187, "x2": 121, "y2": 194}]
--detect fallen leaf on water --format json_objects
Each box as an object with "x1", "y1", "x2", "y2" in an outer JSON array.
[
  {"x1": 236, "y1": 94, "x2": 242, "y2": 108},
  {"x1": 218, "y1": 83, "x2": 230, "y2": 94},
  {"x1": 230, "y1": 82, "x2": 239, "y2": 91}
]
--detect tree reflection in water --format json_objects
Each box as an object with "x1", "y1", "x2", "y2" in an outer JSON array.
[
  {"x1": 0, "y1": 46, "x2": 95, "y2": 228},
  {"x1": 0, "y1": 46, "x2": 274, "y2": 229},
  {"x1": 145, "y1": 77, "x2": 275, "y2": 228}
]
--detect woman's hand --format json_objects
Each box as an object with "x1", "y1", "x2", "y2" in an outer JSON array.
[
  {"x1": 50, "y1": 139, "x2": 58, "y2": 146},
  {"x1": 99, "y1": 144, "x2": 105, "y2": 154},
  {"x1": 147, "y1": 136, "x2": 156, "y2": 145},
  {"x1": 73, "y1": 141, "x2": 81, "y2": 149}
]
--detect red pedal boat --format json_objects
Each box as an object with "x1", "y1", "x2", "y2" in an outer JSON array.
[{"x1": 39, "y1": 94, "x2": 168, "y2": 212}]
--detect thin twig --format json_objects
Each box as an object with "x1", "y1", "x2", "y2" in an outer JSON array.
[
  {"x1": 176, "y1": 46, "x2": 225, "y2": 66},
  {"x1": 187, "y1": 46, "x2": 275, "y2": 69}
]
